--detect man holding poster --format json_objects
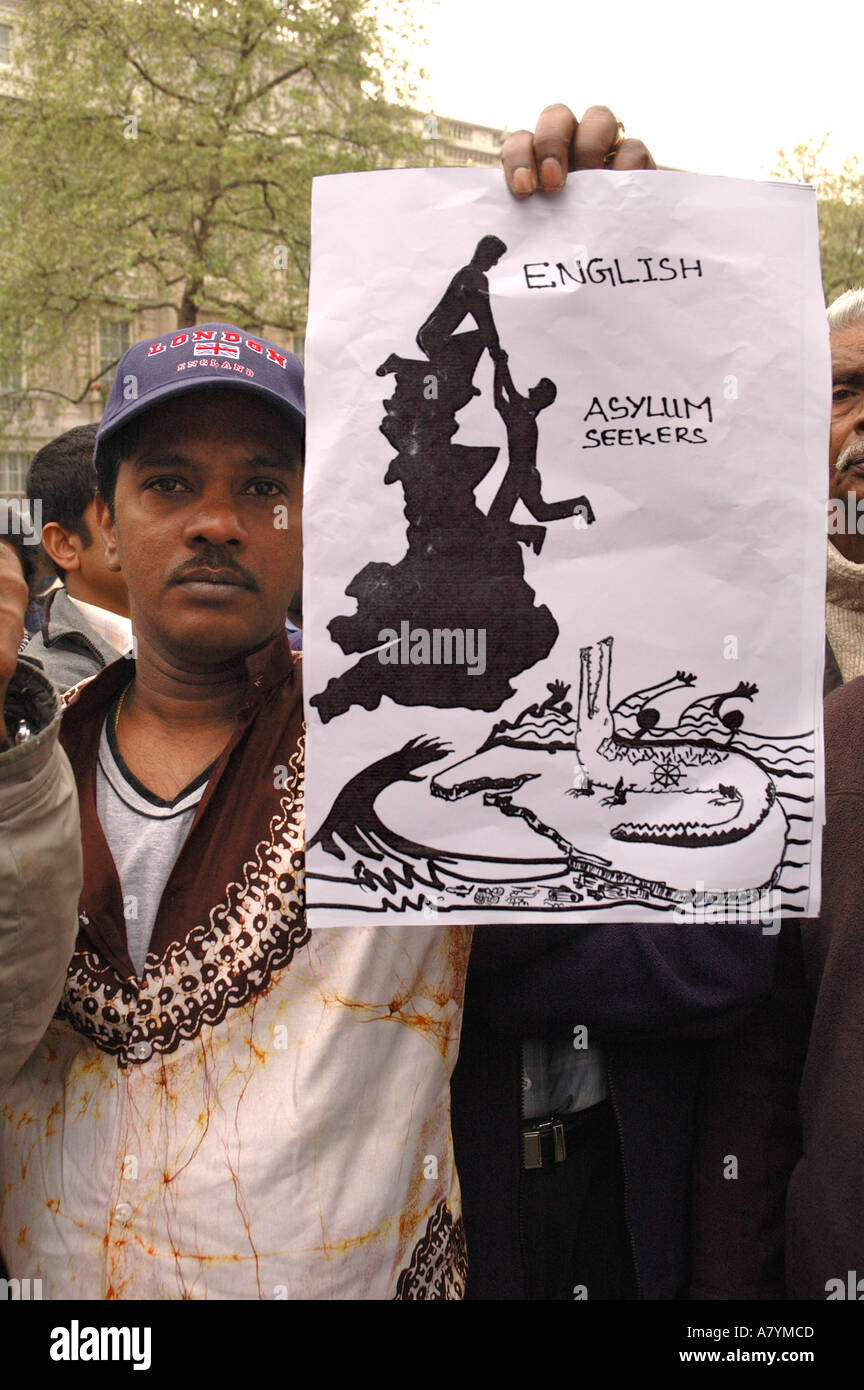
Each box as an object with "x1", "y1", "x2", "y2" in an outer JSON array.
[{"x1": 0, "y1": 104, "x2": 826, "y2": 1302}]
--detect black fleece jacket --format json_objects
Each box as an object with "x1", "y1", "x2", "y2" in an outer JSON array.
[{"x1": 451, "y1": 919, "x2": 778, "y2": 1299}]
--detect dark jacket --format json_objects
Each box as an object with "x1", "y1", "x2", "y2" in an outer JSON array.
[
  {"x1": 452, "y1": 920, "x2": 778, "y2": 1300},
  {"x1": 0, "y1": 655, "x2": 82, "y2": 1086},
  {"x1": 689, "y1": 676, "x2": 864, "y2": 1300},
  {"x1": 787, "y1": 677, "x2": 864, "y2": 1297},
  {"x1": 22, "y1": 586, "x2": 121, "y2": 693}
]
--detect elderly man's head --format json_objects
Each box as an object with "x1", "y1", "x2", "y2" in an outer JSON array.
[{"x1": 827, "y1": 288, "x2": 864, "y2": 561}]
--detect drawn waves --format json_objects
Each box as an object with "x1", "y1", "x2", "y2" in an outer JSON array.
[{"x1": 738, "y1": 731, "x2": 817, "y2": 911}]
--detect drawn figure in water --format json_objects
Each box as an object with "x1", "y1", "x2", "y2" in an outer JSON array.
[
  {"x1": 477, "y1": 678, "x2": 575, "y2": 753},
  {"x1": 487, "y1": 352, "x2": 595, "y2": 554},
  {"x1": 676, "y1": 681, "x2": 760, "y2": 741},
  {"x1": 612, "y1": 670, "x2": 698, "y2": 741}
]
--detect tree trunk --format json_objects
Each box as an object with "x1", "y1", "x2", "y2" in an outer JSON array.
[{"x1": 178, "y1": 278, "x2": 203, "y2": 327}]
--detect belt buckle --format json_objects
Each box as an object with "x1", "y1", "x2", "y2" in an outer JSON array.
[{"x1": 523, "y1": 1119, "x2": 566, "y2": 1169}]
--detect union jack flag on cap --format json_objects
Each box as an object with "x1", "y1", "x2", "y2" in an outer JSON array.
[{"x1": 93, "y1": 321, "x2": 304, "y2": 484}]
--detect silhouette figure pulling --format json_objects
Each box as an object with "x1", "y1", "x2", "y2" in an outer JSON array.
[{"x1": 416, "y1": 234, "x2": 506, "y2": 366}]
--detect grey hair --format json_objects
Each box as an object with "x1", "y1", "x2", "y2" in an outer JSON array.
[{"x1": 827, "y1": 287, "x2": 864, "y2": 331}]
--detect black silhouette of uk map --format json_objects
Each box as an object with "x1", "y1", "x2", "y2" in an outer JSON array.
[
  {"x1": 310, "y1": 235, "x2": 593, "y2": 723},
  {"x1": 307, "y1": 235, "x2": 817, "y2": 924}
]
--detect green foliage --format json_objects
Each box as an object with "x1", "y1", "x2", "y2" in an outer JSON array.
[
  {"x1": 773, "y1": 137, "x2": 864, "y2": 304},
  {"x1": 0, "y1": 0, "x2": 427, "y2": 414}
]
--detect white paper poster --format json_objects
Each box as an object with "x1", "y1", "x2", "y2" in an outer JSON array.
[{"x1": 303, "y1": 167, "x2": 829, "y2": 928}]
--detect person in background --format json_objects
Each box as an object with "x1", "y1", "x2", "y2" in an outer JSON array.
[
  {"x1": 23, "y1": 423, "x2": 132, "y2": 690},
  {"x1": 688, "y1": 296, "x2": 864, "y2": 1301},
  {"x1": 0, "y1": 500, "x2": 41, "y2": 647},
  {"x1": 23, "y1": 545, "x2": 60, "y2": 643},
  {"x1": 823, "y1": 287, "x2": 864, "y2": 694}
]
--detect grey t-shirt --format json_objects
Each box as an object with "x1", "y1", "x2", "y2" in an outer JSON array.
[
  {"x1": 522, "y1": 1037, "x2": 608, "y2": 1119},
  {"x1": 96, "y1": 710, "x2": 211, "y2": 976}
]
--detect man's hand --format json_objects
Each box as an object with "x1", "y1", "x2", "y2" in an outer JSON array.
[
  {"x1": 0, "y1": 540, "x2": 28, "y2": 747},
  {"x1": 502, "y1": 103, "x2": 655, "y2": 198}
]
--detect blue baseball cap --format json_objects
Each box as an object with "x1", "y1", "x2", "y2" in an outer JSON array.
[{"x1": 93, "y1": 321, "x2": 304, "y2": 487}]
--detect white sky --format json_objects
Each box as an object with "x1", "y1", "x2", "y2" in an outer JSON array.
[{"x1": 406, "y1": 0, "x2": 859, "y2": 179}]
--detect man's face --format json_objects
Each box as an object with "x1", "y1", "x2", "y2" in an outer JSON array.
[
  {"x1": 98, "y1": 387, "x2": 302, "y2": 666},
  {"x1": 829, "y1": 322, "x2": 864, "y2": 501}
]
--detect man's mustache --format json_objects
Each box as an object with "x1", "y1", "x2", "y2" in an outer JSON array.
[
  {"x1": 169, "y1": 548, "x2": 259, "y2": 590},
  {"x1": 835, "y1": 441, "x2": 864, "y2": 474}
]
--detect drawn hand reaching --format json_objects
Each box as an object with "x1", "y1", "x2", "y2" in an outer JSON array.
[{"x1": 546, "y1": 679, "x2": 571, "y2": 706}]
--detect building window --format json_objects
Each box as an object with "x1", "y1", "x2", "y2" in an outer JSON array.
[
  {"x1": 0, "y1": 452, "x2": 29, "y2": 495},
  {"x1": 292, "y1": 333, "x2": 305, "y2": 364},
  {"x1": 441, "y1": 145, "x2": 499, "y2": 169},
  {"x1": 0, "y1": 26, "x2": 10, "y2": 66},
  {"x1": 99, "y1": 319, "x2": 131, "y2": 389}
]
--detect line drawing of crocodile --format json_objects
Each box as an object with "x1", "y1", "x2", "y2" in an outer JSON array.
[{"x1": 430, "y1": 637, "x2": 780, "y2": 851}]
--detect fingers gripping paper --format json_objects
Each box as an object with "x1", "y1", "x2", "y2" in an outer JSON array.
[{"x1": 303, "y1": 168, "x2": 828, "y2": 928}]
